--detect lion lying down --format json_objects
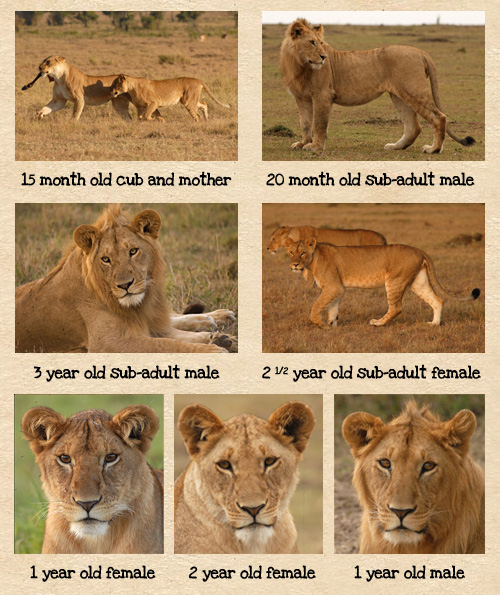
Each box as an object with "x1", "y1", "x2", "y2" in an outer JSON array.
[{"x1": 15, "y1": 205, "x2": 237, "y2": 353}]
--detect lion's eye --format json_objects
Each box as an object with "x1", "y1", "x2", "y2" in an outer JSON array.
[
  {"x1": 101, "y1": 256, "x2": 111, "y2": 263},
  {"x1": 129, "y1": 248, "x2": 138, "y2": 256},
  {"x1": 264, "y1": 456, "x2": 278, "y2": 468},
  {"x1": 378, "y1": 458, "x2": 391, "y2": 469},
  {"x1": 59, "y1": 454, "x2": 71, "y2": 464},
  {"x1": 422, "y1": 461, "x2": 436, "y2": 473},
  {"x1": 310, "y1": 40, "x2": 316, "y2": 46},
  {"x1": 217, "y1": 460, "x2": 232, "y2": 471},
  {"x1": 104, "y1": 454, "x2": 118, "y2": 464}
]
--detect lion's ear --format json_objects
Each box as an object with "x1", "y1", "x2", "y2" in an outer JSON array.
[
  {"x1": 268, "y1": 401, "x2": 315, "y2": 454},
  {"x1": 22, "y1": 407, "x2": 66, "y2": 455},
  {"x1": 132, "y1": 210, "x2": 162, "y2": 239},
  {"x1": 305, "y1": 237, "x2": 317, "y2": 251},
  {"x1": 440, "y1": 409, "x2": 477, "y2": 454},
  {"x1": 312, "y1": 25, "x2": 324, "y2": 39},
  {"x1": 112, "y1": 405, "x2": 159, "y2": 453},
  {"x1": 342, "y1": 412, "x2": 385, "y2": 457},
  {"x1": 290, "y1": 21, "x2": 308, "y2": 39},
  {"x1": 74, "y1": 224, "x2": 100, "y2": 254},
  {"x1": 178, "y1": 404, "x2": 224, "y2": 457}
]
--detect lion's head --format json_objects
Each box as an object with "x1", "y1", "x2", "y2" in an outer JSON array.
[
  {"x1": 178, "y1": 401, "x2": 315, "y2": 549},
  {"x1": 22, "y1": 405, "x2": 159, "y2": 541},
  {"x1": 111, "y1": 74, "x2": 129, "y2": 97},
  {"x1": 282, "y1": 19, "x2": 327, "y2": 72},
  {"x1": 342, "y1": 400, "x2": 485, "y2": 553},
  {"x1": 267, "y1": 226, "x2": 291, "y2": 253},
  {"x1": 38, "y1": 55, "x2": 66, "y2": 81},
  {"x1": 285, "y1": 237, "x2": 316, "y2": 271}
]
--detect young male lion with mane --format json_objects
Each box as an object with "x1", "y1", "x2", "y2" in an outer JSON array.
[
  {"x1": 342, "y1": 400, "x2": 485, "y2": 554},
  {"x1": 280, "y1": 19, "x2": 475, "y2": 154}
]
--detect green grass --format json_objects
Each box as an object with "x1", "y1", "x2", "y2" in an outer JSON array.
[
  {"x1": 14, "y1": 394, "x2": 164, "y2": 554},
  {"x1": 263, "y1": 24, "x2": 484, "y2": 160}
]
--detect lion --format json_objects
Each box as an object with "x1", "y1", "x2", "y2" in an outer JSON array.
[
  {"x1": 280, "y1": 19, "x2": 475, "y2": 153},
  {"x1": 22, "y1": 404, "x2": 164, "y2": 554},
  {"x1": 110, "y1": 74, "x2": 231, "y2": 122},
  {"x1": 15, "y1": 205, "x2": 237, "y2": 353},
  {"x1": 174, "y1": 401, "x2": 315, "y2": 554},
  {"x1": 285, "y1": 237, "x2": 480, "y2": 327},
  {"x1": 342, "y1": 400, "x2": 485, "y2": 553}
]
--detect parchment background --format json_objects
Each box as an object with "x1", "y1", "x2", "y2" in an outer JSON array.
[{"x1": 1, "y1": 1, "x2": 499, "y2": 594}]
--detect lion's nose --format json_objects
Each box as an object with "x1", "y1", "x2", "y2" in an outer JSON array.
[
  {"x1": 75, "y1": 499, "x2": 100, "y2": 513},
  {"x1": 117, "y1": 280, "x2": 134, "y2": 291},
  {"x1": 238, "y1": 503, "x2": 266, "y2": 519},
  {"x1": 320, "y1": 55, "x2": 326, "y2": 60},
  {"x1": 389, "y1": 506, "x2": 417, "y2": 521}
]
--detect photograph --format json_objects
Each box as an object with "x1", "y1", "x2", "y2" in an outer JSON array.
[
  {"x1": 263, "y1": 202, "x2": 485, "y2": 353},
  {"x1": 15, "y1": 11, "x2": 238, "y2": 160},
  {"x1": 15, "y1": 394, "x2": 164, "y2": 554},
  {"x1": 15, "y1": 203, "x2": 238, "y2": 353},
  {"x1": 334, "y1": 394, "x2": 485, "y2": 554},
  {"x1": 262, "y1": 11, "x2": 484, "y2": 161},
  {"x1": 174, "y1": 394, "x2": 323, "y2": 554}
]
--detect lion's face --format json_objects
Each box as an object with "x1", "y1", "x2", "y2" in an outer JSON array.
[
  {"x1": 111, "y1": 75, "x2": 129, "y2": 97},
  {"x1": 285, "y1": 237, "x2": 316, "y2": 271},
  {"x1": 267, "y1": 226, "x2": 290, "y2": 253},
  {"x1": 343, "y1": 402, "x2": 479, "y2": 548},
  {"x1": 38, "y1": 55, "x2": 66, "y2": 81},
  {"x1": 288, "y1": 20, "x2": 326, "y2": 70},
  {"x1": 73, "y1": 208, "x2": 162, "y2": 309},
  {"x1": 178, "y1": 402, "x2": 315, "y2": 548},
  {"x1": 22, "y1": 405, "x2": 159, "y2": 541}
]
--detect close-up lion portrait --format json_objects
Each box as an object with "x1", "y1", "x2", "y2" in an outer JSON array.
[
  {"x1": 174, "y1": 395, "x2": 322, "y2": 554},
  {"x1": 336, "y1": 395, "x2": 485, "y2": 554},
  {"x1": 15, "y1": 203, "x2": 238, "y2": 353},
  {"x1": 16, "y1": 395, "x2": 164, "y2": 554}
]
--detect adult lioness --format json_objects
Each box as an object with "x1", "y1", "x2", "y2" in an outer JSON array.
[
  {"x1": 15, "y1": 205, "x2": 236, "y2": 353},
  {"x1": 342, "y1": 400, "x2": 485, "y2": 553},
  {"x1": 267, "y1": 225, "x2": 387, "y2": 252},
  {"x1": 174, "y1": 401, "x2": 315, "y2": 554},
  {"x1": 110, "y1": 74, "x2": 231, "y2": 122},
  {"x1": 285, "y1": 237, "x2": 480, "y2": 327},
  {"x1": 280, "y1": 19, "x2": 475, "y2": 153},
  {"x1": 22, "y1": 405, "x2": 164, "y2": 553}
]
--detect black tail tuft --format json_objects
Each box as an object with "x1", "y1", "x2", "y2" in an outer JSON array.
[
  {"x1": 472, "y1": 288, "x2": 480, "y2": 300},
  {"x1": 183, "y1": 303, "x2": 205, "y2": 315},
  {"x1": 460, "y1": 136, "x2": 476, "y2": 146}
]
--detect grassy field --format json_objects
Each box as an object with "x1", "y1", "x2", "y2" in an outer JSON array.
[
  {"x1": 262, "y1": 203, "x2": 484, "y2": 353},
  {"x1": 174, "y1": 394, "x2": 323, "y2": 554},
  {"x1": 16, "y1": 203, "x2": 238, "y2": 324},
  {"x1": 262, "y1": 24, "x2": 484, "y2": 161},
  {"x1": 16, "y1": 12, "x2": 237, "y2": 161},
  {"x1": 14, "y1": 394, "x2": 164, "y2": 554},
  {"x1": 334, "y1": 394, "x2": 485, "y2": 554}
]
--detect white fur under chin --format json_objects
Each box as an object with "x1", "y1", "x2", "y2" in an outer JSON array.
[
  {"x1": 309, "y1": 62, "x2": 324, "y2": 70},
  {"x1": 70, "y1": 520, "x2": 109, "y2": 540},
  {"x1": 118, "y1": 293, "x2": 145, "y2": 307},
  {"x1": 384, "y1": 529, "x2": 424, "y2": 546},
  {"x1": 236, "y1": 525, "x2": 274, "y2": 553}
]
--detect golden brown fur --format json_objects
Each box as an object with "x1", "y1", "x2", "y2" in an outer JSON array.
[
  {"x1": 285, "y1": 237, "x2": 480, "y2": 327},
  {"x1": 280, "y1": 19, "x2": 475, "y2": 153},
  {"x1": 15, "y1": 205, "x2": 236, "y2": 353},
  {"x1": 22, "y1": 405, "x2": 164, "y2": 553},
  {"x1": 174, "y1": 402, "x2": 315, "y2": 554},
  {"x1": 111, "y1": 73, "x2": 231, "y2": 122},
  {"x1": 342, "y1": 401, "x2": 485, "y2": 554}
]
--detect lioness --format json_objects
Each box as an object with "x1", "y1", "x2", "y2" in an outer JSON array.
[
  {"x1": 110, "y1": 73, "x2": 231, "y2": 122},
  {"x1": 280, "y1": 19, "x2": 475, "y2": 153},
  {"x1": 15, "y1": 205, "x2": 237, "y2": 353},
  {"x1": 22, "y1": 404, "x2": 164, "y2": 553},
  {"x1": 174, "y1": 401, "x2": 315, "y2": 554},
  {"x1": 342, "y1": 400, "x2": 485, "y2": 553},
  {"x1": 285, "y1": 237, "x2": 480, "y2": 327}
]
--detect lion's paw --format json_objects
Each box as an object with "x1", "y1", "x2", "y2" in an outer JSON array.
[
  {"x1": 302, "y1": 143, "x2": 323, "y2": 152},
  {"x1": 209, "y1": 332, "x2": 238, "y2": 353},
  {"x1": 421, "y1": 144, "x2": 442, "y2": 154},
  {"x1": 384, "y1": 143, "x2": 398, "y2": 150},
  {"x1": 370, "y1": 318, "x2": 383, "y2": 326},
  {"x1": 208, "y1": 309, "x2": 236, "y2": 328},
  {"x1": 291, "y1": 141, "x2": 305, "y2": 149}
]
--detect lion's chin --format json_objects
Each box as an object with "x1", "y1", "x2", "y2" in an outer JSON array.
[
  {"x1": 235, "y1": 524, "x2": 274, "y2": 550},
  {"x1": 70, "y1": 519, "x2": 109, "y2": 540},
  {"x1": 383, "y1": 528, "x2": 425, "y2": 546},
  {"x1": 308, "y1": 61, "x2": 324, "y2": 70},
  {"x1": 118, "y1": 293, "x2": 145, "y2": 308}
]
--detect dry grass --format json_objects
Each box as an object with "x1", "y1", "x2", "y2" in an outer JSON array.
[
  {"x1": 262, "y1": 203, "x2": 484, "y2": 353},
  {"x1": 16, "y1": 12, "x2": 237, "y2": 161},
  {"x1": 262, "y1": 24, "x2": 484, "y2": 161},
  {"x1": 174, "y1": 394, "x2": 323, "y2": 554},
  {"x1": 334, "y1": 394, "x2": 485, "y2": 554},
  {"x1": 16, "y1": 203, "x2": 238, "y2": 320}
]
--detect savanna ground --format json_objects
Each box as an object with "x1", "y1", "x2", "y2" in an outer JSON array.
[
  {"x1": 334, "y1": 394, "x2": 485, "y2": 554},
  {"x1": 15, "y1": 203, "x2": 238, "y2": 329},
  {"x1": 262, "y1": 24, "x2": 484, "y2": 161},
  {"x1": 16, "y1": 12, "x2": 237, "y2": 160},
  {"x1": 14, "y1": 394, "x2": 164, "y2": 554},
  {"x1": 262, "y1": 203, "x2": 484, "y2": 353},
  {"x1": 174, "y1": 394, "x2": 323, "y2": 554}
]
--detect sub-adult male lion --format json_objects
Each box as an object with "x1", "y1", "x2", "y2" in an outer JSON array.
[
  {"x1": 22, "y1": 56, "x2": 137, "y2": 121},
  {"x1": 110, "y1": 73, "x2": 231, "y2": 122},
  {"x1": 15, "y1": 205, "x2": 236, "y2": 353},
  {"x1": 280, "y1": 19, "x2": 475, "y2": 153},
  {"x1": 285, "y1": 237, "x2": 480, "y2": 327},
  {"x1": 22, "y1": 404, "x2": 164, "y2": 553},
  {"x1": 342, "y1": 400, "x2": 485, "y2": 553},
  {"x1": 174, "y1": 401, "x2": 315, "y2": 554}
]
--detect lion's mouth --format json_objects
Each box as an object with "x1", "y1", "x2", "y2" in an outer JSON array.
[{"x1": 386, "y1": 525, "x2": 427, "y2": 535}]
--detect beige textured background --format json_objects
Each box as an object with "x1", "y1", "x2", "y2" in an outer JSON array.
[{"x1": 2, "y1": 1, "x2": 499, "y2": 594}]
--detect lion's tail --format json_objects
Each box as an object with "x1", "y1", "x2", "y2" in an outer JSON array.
[
  {"x1": 201, "y1": 83, "x2": 231, "y2": 109},
  {"x1": 424, "y1": 55, "x2": 476, "y2": 147},
  {"x1": 422, "y1": 250, "x2": 480, "y2": 302}
]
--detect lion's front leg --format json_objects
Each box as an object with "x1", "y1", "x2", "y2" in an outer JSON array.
[
  {"x1": 310, "y1": 287, "x2": 343, "y2": 328},
  {"x1": 303, "y1": 99, "x2": 332, "y2": 152},
  {"x1": 35, "y1": 98, "x2": 67, "y2": 119},
  {"x1": 169, "y1": 328, "x2": 238, "y2": 352},
  {"x1": 72, "y1": 96, "x2": 85, "y2": 120},
  {"x1": 143, "y1": 102, "x2": 160, "y2": 121},
  {"x1": 291, "y1": 96, "x2": 313, "y2": 149}
]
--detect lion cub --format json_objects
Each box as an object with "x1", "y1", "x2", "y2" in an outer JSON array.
[
  {"x1": 111, "y1": 74, "x2": 231, "y2": 122},
  {"x1": 285, "y1": 237, "x2": 480, "y2": 327}
]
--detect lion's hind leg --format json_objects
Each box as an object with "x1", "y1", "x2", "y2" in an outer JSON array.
[
  {"x1": 385, "y1": 94, "x2": 422, "y2": 150},
  {"x1": 369, "y1": 278, "x2": 407, "y2": 326},
  {"x1": 410, "y1": 268, "x2": 443, "y2": 325},
  {"x1": 398, "y1": 90, "x2": 446, "y2": 154},
  {"x1": 198, "y1": 100, "x2": 208, "y2": 120}
]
